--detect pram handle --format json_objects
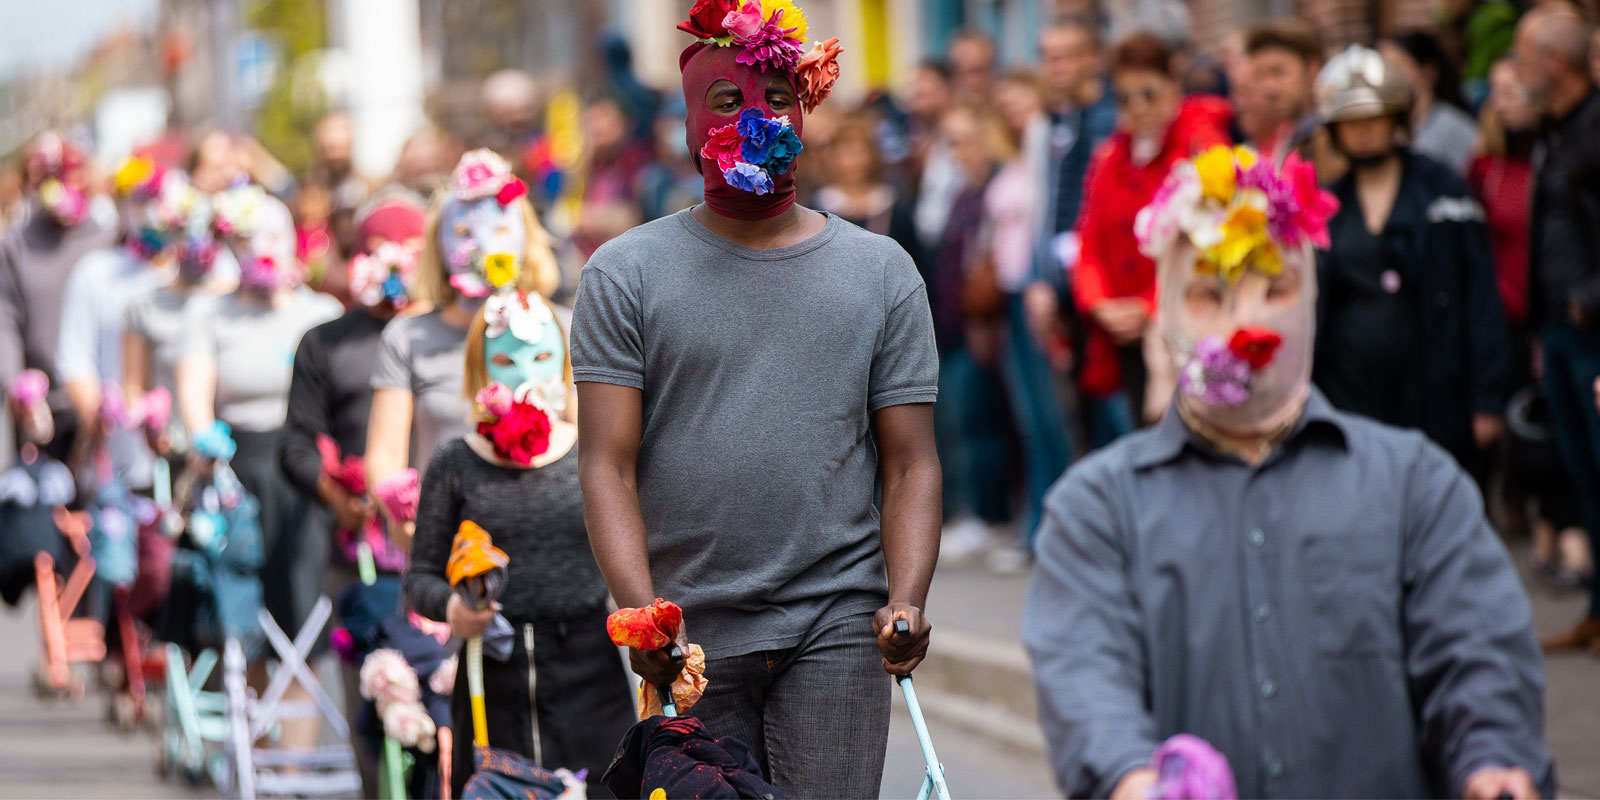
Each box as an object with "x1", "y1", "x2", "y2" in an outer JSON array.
[
  {"x1": 893, "y1": 618, "x2": 911, "y2": 638},
  {"x1": 654, "y1": 644, "x2": 685, "y2": 716}
]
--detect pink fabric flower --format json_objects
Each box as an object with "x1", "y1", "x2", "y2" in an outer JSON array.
[
  {"x1": 1283, "y1": 152, "x2": 1338, "y2": 249},
  {"x1": 732, "y1": 11, "x2": 805, "y2": 72},
  {"x1": 495, "y1": 177, "x2": 527, "y2": 207},
  {"x1": 722, "y1": 0, "x2": 765, "y2": 39},
  {"x1": 797, "y1": 37, "x2": 844, "y2": 113},
  {"x1": 476, "y1": 382, "x2": 514, "y2": 419},
  {"x1": 134, "y1": 387, "x2": 172, "y2": 434},
  {"x1": 8, "y1": 369, "x2": 49, "y2": 407},
  {"x1": 700, "y1": 122, "x2": 744, "y2": 173},
  {"x1": 359, "y1": 648, "x2": 420, "y2": 706},
  {"x1": 330, "y1": 628, "x2": 358, "y2": 667},
  {"x1": 380, "y1": 700, "x2": 437, "y2": 752},
  {"x1": 374, "y1": 469, "x2": 420, "y2": 524},
  {"x1": 451, "y1": 149, "x2": 514, "y2": 202},
  {"x1": 448, "y1": 272, "x2": 490, "y2": 298},
  {"x1": 428, "y1": 655, "x2": 457, "y2": 696}
]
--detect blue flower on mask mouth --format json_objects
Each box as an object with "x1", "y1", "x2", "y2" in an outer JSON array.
[
  {"x1": 722, "y1": 161, "x2": 775, "y2": 195},
  {"x1": 735, "y1": 109, "x2": 804, "y2": 177}
]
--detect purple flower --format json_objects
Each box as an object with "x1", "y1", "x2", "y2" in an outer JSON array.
[
  {"x1": 1180, "y1": 335, "x2": 1254, "y2": 408},
  {"x1": 722, "y1": 162, "x2": 775, "y2": 195},
  {"x1": 1151, "y1": 734, "x2": 1237, "y2": 800},
  {"x1": 731, "y1": 10, "x2": 805, "y2": 72},
  {"x1": 1236, "y1": 161, "x2": 1302, "y2": 246}
]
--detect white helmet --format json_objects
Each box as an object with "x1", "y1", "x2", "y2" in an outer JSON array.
[{"x1": 1315, "y1": 45, "x2": 1413, "y2": 124}]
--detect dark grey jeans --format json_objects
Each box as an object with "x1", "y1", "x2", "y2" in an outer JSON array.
[{"x1": 688, "y1": 610, "x2": 890, "y2": 799}]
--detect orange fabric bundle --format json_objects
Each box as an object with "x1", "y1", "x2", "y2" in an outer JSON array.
[
  {"x1": 606, "y1": 598, "x2": 684, "y2": 650},
  {"x1": 446, "y1": 520, "x2": 509, "y2": 587},
  {"x1": 636, "y1": 643, "x2": 709, "y2": 719}
]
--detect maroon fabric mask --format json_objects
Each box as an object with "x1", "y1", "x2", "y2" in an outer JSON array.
[{"x1": 681, "y1": 43, "x2": 804, "y2": 220}]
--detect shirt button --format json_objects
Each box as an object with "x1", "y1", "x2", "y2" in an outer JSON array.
[
  {"x1": 1268, "y1": 759, "x2": 1286, "y2": 777},
  {"x1": 1248, "y1": 529, "x2": 1266, "y2": 548},
  {"x1": 1260, "y1": 679, "x2": 1278, "y2": 698},
  {"x1": 1254, "y1": 604, "x2": 1272, "y2": 622}
]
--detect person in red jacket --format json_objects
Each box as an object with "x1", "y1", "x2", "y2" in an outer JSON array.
[{"x1": 1073, "y1": 33, "x2": 1231, "y2": 444}]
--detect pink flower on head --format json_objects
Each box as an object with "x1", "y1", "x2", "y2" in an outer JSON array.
[
  {"x1": 722, "y1": 0, "x2": 765, "y2": 39},
  {"x1": 451, "y1": 149, "x2": 514, "y2": 202},
  {"x1": 1282, "y1": 152, "x2": 1338, "y2": 249},
  {"x1": 700, "y1": 123, "x2": 744, "y2": 173},
  {"x1": 476, "y1": 381, "x2": 514, "y2": 419},
  {"x1": 732, "y1": 10, "x2": 805, "y2": 72},
  {"x1": 797, "y1": 38, "x2": 844, "y2": 113},
  {"x1": 495, "y1": 177, "x2": 527, "y2": 207}
]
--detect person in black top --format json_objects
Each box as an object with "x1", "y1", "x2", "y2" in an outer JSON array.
[
  {"x1": 1312, "y1": 46, "x2": 1510, "y2": 475},
  {"x1": 405, "y1": 290, "x2": 632, "y2": 798},
  {"x1": 1513, "y1": 7, "x2": 1600, "y2": 653},
  {"x1": 277, "y1": 193, "x2": 426, "y2": 796}
]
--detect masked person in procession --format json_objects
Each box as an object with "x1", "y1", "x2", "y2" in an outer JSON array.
[
  {"x1": 1022, "y1": 143, "x2": 1551, "y2": 800},
  {"x1": 570, "y1": 2, "x2": 941, "y2": 796}
]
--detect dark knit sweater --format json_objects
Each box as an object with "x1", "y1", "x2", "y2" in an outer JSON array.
[{"x1": 403, "y1": 438, "x2": 607, "y2": 624}]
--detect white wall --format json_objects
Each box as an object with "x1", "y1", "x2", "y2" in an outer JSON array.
[{"x1": 338, "y1": 0, "x2": 426, "y2": 178}]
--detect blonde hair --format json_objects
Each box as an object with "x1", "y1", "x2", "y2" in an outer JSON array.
[
  {"x1": 462, "y1": 296, "x2": 573, "y2": 418},
  {"x1": 415, "y1": 194, "x2": 562, "y2": 306}
]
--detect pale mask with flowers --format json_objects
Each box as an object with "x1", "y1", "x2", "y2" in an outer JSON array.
[
  {"x1": 29, "y1": 133, "x2": 89, "y2": 227},
  {"x1": 213, "y1": 184, "x2": 303, "y2": 294},
  {"x1": 440, "y1": 150, "x2": 529, "y2": 300},
  {"x1": 348, "y1": 241, "x2": 421, "y2": 310},
  {"x1": 473, "y1": 291, "x2": 565, "y2": 466},
  {"x1": 1136, "y1": 146, "x2": 1339, "y2": 435},
  {"x1": 115, "y1": 157, "x2": 207, "y2": 262}
]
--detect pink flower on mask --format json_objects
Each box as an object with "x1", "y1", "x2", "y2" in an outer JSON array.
[
  {"x1": 451, "y1": 149, "x2": 515, "y2": 202},
  {"x1": 476, "y1": 382, "x2": 514, "y2": 419},
  {"x1": 1282, "y1": 152, "x2": 1338, "y2": 249},
  {"x1": 449, "y1": 272, "x2": 490, "y2": 298},
  {"x1": 448, "y1": 241, "x2": 476, "y2": 270},
  {"x1": 700, "y1": 123, "x2": 744, "y2": 173},
  {"x1": 240, "y1": 255, "x2": 282, "y2": 293}
]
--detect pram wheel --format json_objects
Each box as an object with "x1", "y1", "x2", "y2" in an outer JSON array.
[
  {"x1": 154, "y1": 734, "x2": 173, "y2": 777},
  {"x1": 111, "y1": 692, "x2": 139, "y2": 733}
]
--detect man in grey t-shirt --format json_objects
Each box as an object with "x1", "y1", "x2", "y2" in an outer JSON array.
[{"x1": 570, "y1": 19, "x2": 940, "y2": 799}]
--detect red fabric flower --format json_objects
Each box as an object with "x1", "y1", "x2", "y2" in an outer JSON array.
[
  {"x1": 607, "y1": 598, "x2": 684, "y2": 650},
  {"x1": 1227, "y1": 327, "x2": 1284, "y2": 370},
  {"x1": 699, "y1": 122, "x2": 743, "y2": 173},
  {"x1": 317, "y1": 434, "x2": 367, "y2": 494},
  {"x1": 495, "y1": 176, "x2": 527, "y2": 207},
  {"x1": 676, "y1": 0, "x2": 740, "y2": 39},
  {"x1": 475, "y1": 400, "x2": 551, "y2": 466}
]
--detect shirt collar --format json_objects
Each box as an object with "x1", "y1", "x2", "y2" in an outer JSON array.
[{"x1": 1127, "y1": 387, "x2": 1351, "y2": 470}]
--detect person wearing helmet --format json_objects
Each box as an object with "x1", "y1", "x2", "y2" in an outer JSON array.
[{"x1": 1311, "y1": 45, "x2": 1512, "y2": 480}]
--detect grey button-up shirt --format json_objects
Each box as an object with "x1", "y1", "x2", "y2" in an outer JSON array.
[{"x1": 1023, "y1": 390, "x2": 1552, "y2": 798}]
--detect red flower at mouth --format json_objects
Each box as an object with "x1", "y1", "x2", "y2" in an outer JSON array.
[
  {"x1": 476, "y1": 400, "x2": 551, "y2": 466},
  {"x1": 1227, "y1": 327, "x2": 1283, "y2": 370}
]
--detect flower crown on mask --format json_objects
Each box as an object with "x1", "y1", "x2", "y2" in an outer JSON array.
[
  {"x1": 678, "y1": 0, "x2": 842, "y2": 111},
  {"x1": 116, "y1": 159, "x2": 208, "y2": 259},
  {"x1": 348, "y1": 241, "x2": 421, "y2": 309},
  {"x1": 1135, "y1": 146, "x2": 1338, "y2": 284},
  {"x1": 701, "y1": 109, "x2": 804, "y2": 195},
  {"x1": 210, "y1": 183, "x2": 272, "y2": 239},
  {"x1": 451, "y1": 149, "x2": 528, "y2": 206},
  {"x1": 213, "y1": 184, "x2": 304, "y2": 292}
]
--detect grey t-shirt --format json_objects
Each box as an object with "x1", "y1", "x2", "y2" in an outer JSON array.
[
  {"x1": 570, "y1": 209, "x2": 939, "y2": 658},
  {"x1": 183, "y1": 288, "x2": 343, "y2": 432},
  {"x1": 370, "y1": 309, "x2": 471, "y2": 474}
]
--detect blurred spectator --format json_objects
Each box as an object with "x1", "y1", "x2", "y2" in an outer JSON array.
[
  {"x1": 1313, "y1": 46, "x2": 1510, "y2": 479},
  {"x1": 1471, "y1": 60, "x2": 1539, "y2": 332},
  {"x1": 479, "y1": 69, "x2": 541, "y2": 169},
  {"x1": 1222, "y1": 30, "x2": 1273, "y2": 159},
  {"x1": 1514, "y1": 6, "x2": 1600, "y2": 652},
  {"x1": 0, "y1": 132, "x2": 119, "y2": 465},
  {"x1": 929, "y1": 103, "x2": 1017, "y2": 564},
  {"x1": 189, "y1": 129, "x2": 243, "y2": 193},
  {"x1": 637, "y1": 98, "x2": 704, "y2": 222},
  {"x1": 0, "y1": 165, "x2": 23, "y2": 235},
  {"x1": 984, "y1": 68, "x2": 1077, "y2": 571},
  {"x1": 908, "y1": 61, "x2": 964, "y2": 262},
  {"x1": 308, "y1": 111, "x2": 371, "y2": 259},
  {"x1": 293, "y1": 182, "x2": 340, "y2": 304},
  {"x1": 1245, "y1": 19, "x2": 1323, "y2": 165},
  {"x1": 571, "y1": 96, "x2": 648, "y2": 258},
  {"x1": 1448, "y1": 0, "x2": 1521, "y2": 107},
  {"x1": 1074, "y1": 33, "x2": 1230, "y2": 433},
  {"x1": 1592, "y1": 26, "x2": 1600, "y2": 85},
  {"x1": 599, "y1": 31, "x2": 662, "y2": 143},
  {"x1": 1381, "y1": 31, "x2": 1479, "y2": 176},
  {"x1": 390, "y1": 126, "x2": 458, "y2": 198},
  {"x1": 812, "y1": 113, "x2": 920, "y2": 259},
  {"x1": 949, "y1": 28, "x2": 998, "y2": 101}
]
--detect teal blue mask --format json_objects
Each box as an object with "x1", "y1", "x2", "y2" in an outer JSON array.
[{"x1": 482, "y1": 292, "x2": 566, "y2": 412}]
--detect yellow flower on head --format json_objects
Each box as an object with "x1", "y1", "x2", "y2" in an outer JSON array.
[
  {"x1": 1248, "y1": 241, "x2": 1283, "y2": 277},
  {"x1": 1206, "y1": 201, "x2": 1271, "y2": 283},
  {"x1": 1232, "y1": 145, "x2": 1258, "y2": 170},
  {"x1": 649, "y1": 789, "x2": 667, "y2": 800},
  {"x1": 762, "y1": 0, "x2": 808, "y2": 41},
  {"x1": 1193, "y1": 145, "x2": 1238, "y2": 204},
  {"x1": 114, "y1": 157, "x2": 155, "y2": 195},
  {"x1": 483, "y1": 253, "x2": 518, "y2": 289}
]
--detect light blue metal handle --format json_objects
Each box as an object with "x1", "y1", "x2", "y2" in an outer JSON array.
[{"x1": 899, "y1": 676, "x2": 951, "y2": 800}]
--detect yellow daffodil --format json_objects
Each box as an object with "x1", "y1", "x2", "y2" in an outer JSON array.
[
  {"x1": 1206, "y1": 201, "x2": 1271, "y2": 283},
  {"x1": 1193, "y1": 145, "x2": 1237, "y2": 204},
  {"x1": 1248, "y1": 241, "x2": 1284, "y2": 277},
  {"x1": 762, "y1": 0, "x2": 808, "y2": 41},
  {"x1": 483, "y1": 253, "x2": 518, "y2": 288},
  {"x1": 114, "y1": 157, "x2": 155, "y2": 195},
  {"x1": 1232, "y1": 145, "x2": 1258, "y2": 169}
]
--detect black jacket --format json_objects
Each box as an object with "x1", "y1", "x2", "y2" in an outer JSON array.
[
  {"x1": 1316, "y1": 151, "x2": 1512, "y2": 462},
  {"x1": 1529, "y1": 89, "x2": 1600, "y2": 327}
]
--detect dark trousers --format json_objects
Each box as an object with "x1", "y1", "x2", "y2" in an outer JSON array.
[
  {"x1": 450, "y1": 608, "x2": 635, "y2": 798},
  {"x1": 1000, "y1": 294, "x2": 1077, "y2": 550},
  {"x1": 687, "y1": 611, "x2": 890, "y2": 799},
  {"x1": 1541, "y1": 322, "x2": 1600, "y2": 616}
]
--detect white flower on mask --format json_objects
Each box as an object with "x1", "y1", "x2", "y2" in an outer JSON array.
[{"x1": 483, "y1": 289, "x2": 555, "y2": 341}]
